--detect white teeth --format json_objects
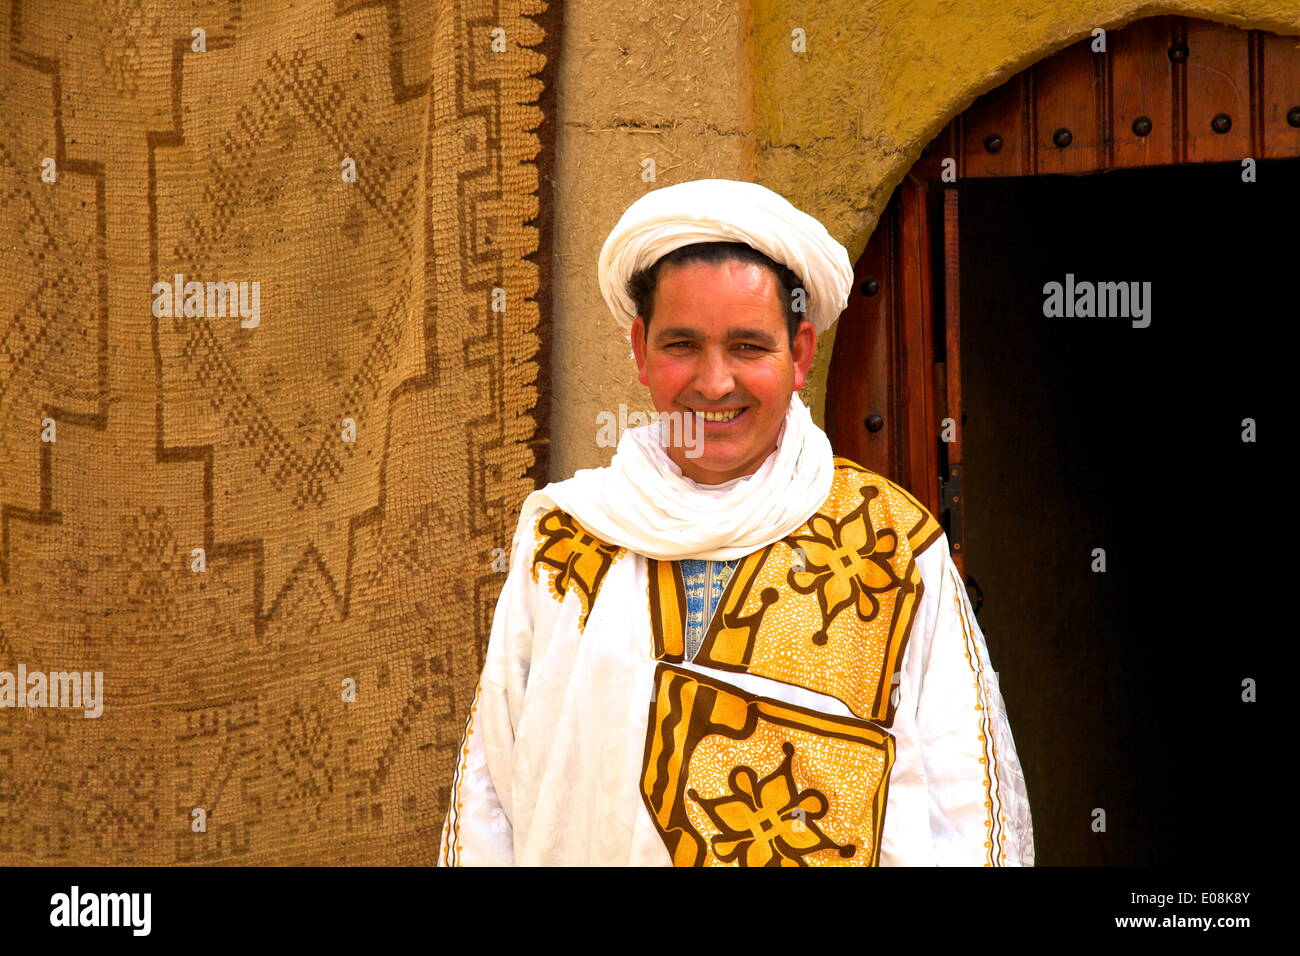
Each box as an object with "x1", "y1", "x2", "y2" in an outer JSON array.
[{"x1": 696, "y1": 408, "x2": 741, "y2": 422}]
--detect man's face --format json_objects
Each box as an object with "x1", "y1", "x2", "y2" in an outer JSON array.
[{"x1": 631, "y1": 258, "x2": 816, "y2": 485}]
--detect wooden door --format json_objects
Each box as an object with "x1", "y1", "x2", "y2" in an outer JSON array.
[{"x1": 827, "y1": 14, "x2": 1300, "y2": 579}]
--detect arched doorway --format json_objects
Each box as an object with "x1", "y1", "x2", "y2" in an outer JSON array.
[{"x1": 827, "y1": 15, "x2": 1294, "y2": 864}]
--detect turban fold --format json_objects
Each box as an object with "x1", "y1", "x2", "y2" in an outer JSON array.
[{"x1": 597, "y1": 178, "x2": 854, "y2": 337}]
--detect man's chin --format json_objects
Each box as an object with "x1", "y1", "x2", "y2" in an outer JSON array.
[{"x1": 677, "y1": 451, "x2": 752, "y2": 483}]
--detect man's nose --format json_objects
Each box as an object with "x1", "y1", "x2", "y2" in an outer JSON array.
[{"x1": 693, "y1": 348, "x2": 736, "y2": 399}]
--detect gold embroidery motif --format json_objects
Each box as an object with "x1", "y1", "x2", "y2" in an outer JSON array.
[
  {"x1": 785, "y1": 485, "x2": 904, "y2": 645},
  {"x1": 691, "y1": 741, "x2": 850, "y2": 866},
  {"x1": 949, "y1": 560, "x2": 1002, "y2": 865},
  {"x1": 641, "y1": 663, "x2": 894, "y2": 867},
  {"x1": 647, "y1": 558, "x2": 686, "y2": 659},
  {"x1": 530, "y1": 508, "x2": 625, "y2": 631},
  {"x1": 647, "y1": 458, "x2": 943, "y2": 723}
]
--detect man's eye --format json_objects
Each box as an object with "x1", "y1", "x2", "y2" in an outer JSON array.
[{"x1": 663, "y1": 341, "x2": 763, "y2": 351}]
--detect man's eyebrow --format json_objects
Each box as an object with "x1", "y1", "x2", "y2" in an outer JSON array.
[{"x1": 653, "y1": 326, "x2": 780, "y2": 347}]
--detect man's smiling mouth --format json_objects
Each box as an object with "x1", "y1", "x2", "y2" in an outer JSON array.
[{"x1": 686, "y1": 405, "x2": 749, "y2": 423}]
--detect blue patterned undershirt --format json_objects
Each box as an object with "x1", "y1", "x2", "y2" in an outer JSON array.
[{"x1": 678, "y1": 557, "x2": 740, "y2": 662}]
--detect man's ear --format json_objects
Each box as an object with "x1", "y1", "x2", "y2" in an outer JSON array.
[
  {"x1": 791, "y1": 320, "x2": 816, "y2": 390},
  {"x1": 631, "y1": 316, "x2": 649, "y2": 386}
]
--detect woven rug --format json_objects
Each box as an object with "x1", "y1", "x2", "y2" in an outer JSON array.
[{"x1": 0, "y1": 0, "x2": 558, "y2": 864}]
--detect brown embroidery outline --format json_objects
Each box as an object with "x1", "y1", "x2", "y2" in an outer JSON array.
[
  {"x1": 530, "y1": 507, "x2": 625, "y2": 631},
  {"x1": 640, "y1": 662, "x2": 895, "y2": 867}
]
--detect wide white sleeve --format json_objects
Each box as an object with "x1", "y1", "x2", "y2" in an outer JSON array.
[
  {"x1": 913, "y1": 544, "x2": 1035, "y2": 866},
  {"x1": 437, "y1": 509, "x2": 537, "y2": 867}
]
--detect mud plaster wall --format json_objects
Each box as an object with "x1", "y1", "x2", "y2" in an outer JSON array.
[{"x1": 550, "y1": 0, "x2": 1300, "y2": 480}]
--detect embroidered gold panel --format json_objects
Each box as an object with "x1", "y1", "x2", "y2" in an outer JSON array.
[
  {"x1": 647, "y1": 459, "x2": 943, "y2": 724},
  {"x1": 641, "y1": 663, "x2": 895, "y2": 866},
  {"x1": 530, "y1": 508, "x2": 626, "y2": 630}
]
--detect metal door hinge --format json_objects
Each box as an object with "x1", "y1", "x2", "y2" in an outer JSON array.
[{"x1": 940, "y1": 463, "x2": 963, "y2": 554}]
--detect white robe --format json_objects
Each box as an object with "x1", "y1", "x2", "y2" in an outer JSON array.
[{"x1": 437, "y1": 457, "x2": 1035, "y2": 867}]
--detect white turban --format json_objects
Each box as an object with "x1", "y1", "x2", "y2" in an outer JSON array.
[{"x1": 597, "y1": 178, "x2": 854, "y2": 338}]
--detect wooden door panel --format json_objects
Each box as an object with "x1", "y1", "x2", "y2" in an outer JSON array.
[
  {"x1": 1262, "y1": 32, "x2": 1300, "y2": 158},
  {"x1": 897, "y1": 175, "x2": 939, "y2": 518},
  {"x1": 1111, "y1": 17, "x2": 1178, "y2": 168},
  {"x1": 922, "y1": 15, "x2": 1299, "y2": 179},
  {"x1": 826, "y1": 202, "x2": 897, "y2": 478},
  {"x1": 1185, "y1": 20, "x2": 1253, "y2": 162},
  {"x1": 825, "y1": 176, "x2": 941, "y2": 520},
  {"x1": 940, "y1": 189, "x2": 965, "y2": 576},
  {"x1": 961, "y1": 74, "x2": 1028, "y2": 178},
  {"x1": 1035, "y1": 39, "x2": 1106, "y2": 174}
]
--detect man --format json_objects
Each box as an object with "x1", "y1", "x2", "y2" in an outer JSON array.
[{"x1": 439, "y1": 178, "x2": 1034, "y2": 866}]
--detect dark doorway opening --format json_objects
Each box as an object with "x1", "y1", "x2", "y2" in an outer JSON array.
[{"x1": 954, "y1": 158, "x2": 1289, "y2": 865}]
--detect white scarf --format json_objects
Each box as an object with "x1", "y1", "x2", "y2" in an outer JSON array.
[{"x1": 517, "y1": 391, "x2": 835, "y2": 561}]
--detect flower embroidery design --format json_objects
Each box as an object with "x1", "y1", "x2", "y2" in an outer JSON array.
[
  {"x1": 531, "y1": 508, "x2": 624, "y2": 630},
  {"x1": 785, "y1": 485, "x2": 905, "y2": 644},
  {"x1": 687, "y1": 742, "x2": 855, "y2": 866}
]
